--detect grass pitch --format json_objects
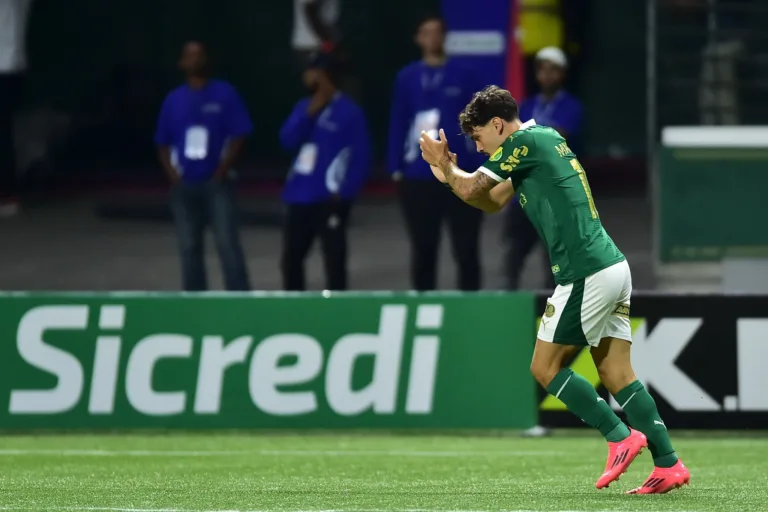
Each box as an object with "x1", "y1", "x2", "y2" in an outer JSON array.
[{"x1": 1, "y1": 432, "x2": 766, "y2": 512}]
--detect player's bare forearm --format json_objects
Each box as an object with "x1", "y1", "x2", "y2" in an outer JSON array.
[
  {"x1": 445, "y1": 181, "x2": 514, "y2": 213},
  {"x1": 486, "y1": 180, "x2": 515, "y2": 211},
  {"x1": 439, "y1": 157, "x2": 500, "y2": 204},
  {"x1": 465, "y1": 195, "x2": 503, "y2": 213}
]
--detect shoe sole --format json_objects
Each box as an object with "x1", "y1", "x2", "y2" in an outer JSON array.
[
  {"x1": 596, "y1": 445, "x2": 647, "y2": 490},
  {"x1": 628, "y1": 475, "x2": 691, "y2": 495},
  {"x1": 659, "y1": 475, "x2": 691, "y2": 494}
]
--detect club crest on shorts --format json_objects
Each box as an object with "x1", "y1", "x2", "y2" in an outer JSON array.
[
  {"x1": 544, "y1": 302, "x2": 556, "y2": 318},
  {"x1": 490, "y1": 147, "x2": 503, "y2": 162}
]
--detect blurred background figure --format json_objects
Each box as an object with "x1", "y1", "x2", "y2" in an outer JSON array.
[
  {"x1": 279, "y1": 50, "x2": 371, "y2": 291},
  {"x1": 292, "y1": 0, "x2": 359, "y2": 101},
  {"x1": 503, "y1": 46, "x2": 582, "y2": 291},
  {"x1": 292, "y1": 0, "x2": 340, "y2": 69},
  {"x1": 520, "y1": 47, "x2": 582, "y2": 142},
  {"x1": 387, "y1": 15, "x2": 485, "y2": 291},
  {"x1": 697, "y1": 0, "x2": 748, "y2": 125},
  {"x1": 518, "y1": 1, "x2": 586, "y2": 107},
  {"x1": 518, "y1": 0, "x2": 563, "y2": 97},
  {"x1": 3, "y1": 0, "x2": 766, "y2": 295},
  {"x1": 155, "y1": 41, "x2": 252, "y2": 292},
  {"x1": 0, "y1": 0, "x2": 33, "y2": 216}
]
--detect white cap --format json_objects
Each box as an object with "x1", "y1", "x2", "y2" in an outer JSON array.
[{"x1": 535, "y1": 46, "x2": 568, "y2": 68}]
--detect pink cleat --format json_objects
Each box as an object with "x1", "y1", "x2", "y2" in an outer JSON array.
[
  {"x1": 627, "y1": 459, "x2": 690, "y2": 494},
  {"x1": 595, "y1": 428, "x2": 648, "y2": 489}
]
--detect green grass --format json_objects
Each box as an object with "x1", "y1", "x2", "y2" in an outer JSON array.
[{"x1": 1, "y1": 432, "x2": 766, "y2": 511}]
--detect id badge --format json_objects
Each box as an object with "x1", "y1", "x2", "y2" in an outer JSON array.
[
  {"x1": 295, "y1": 143, "x2": 318, "y2": 175},
  {"x1": 415, "y1": 109, "x2": 440, "y2": 140},
  {"x1": 405, "y1": 109, "x2": 441, "y2": 163},
  {"x1": 184, "y1": 126, "x2": 209, "y2": 160}
]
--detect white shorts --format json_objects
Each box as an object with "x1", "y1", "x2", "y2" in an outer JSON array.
[{"x1": 537, "y1": 259, "x2": 632, "y2": 347}]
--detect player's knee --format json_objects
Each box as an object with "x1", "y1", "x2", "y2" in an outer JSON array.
[
  {"x1": 530, "y1": 358, "x2": 560, "y2": 388},
  {"x1": 596, "y1": 364, "x2": 636, "y2": 395},
  {"x1": 531, "y1": 341, "x2": 579, "y2": 388}
]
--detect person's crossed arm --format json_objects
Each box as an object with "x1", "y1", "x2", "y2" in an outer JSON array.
[{"x1": 419, "y1": 129, "x2": 515, "y2": 213}]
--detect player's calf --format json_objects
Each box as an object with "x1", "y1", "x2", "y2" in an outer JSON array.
[
  {"x1": 613, "y1": 380, "x2": 681, "y2": 469},
  {"x1": 593, "y1": 337, "x2": 683, "y2": 471},
  {"x1": 533, "y1": 341, "x2": 628, "y2": 440}
]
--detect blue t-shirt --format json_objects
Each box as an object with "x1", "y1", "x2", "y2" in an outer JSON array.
[
  {"x1": 279, "y1": 93, "x2": 372, "y2": 204},
  {"x1": 155, "y1": 80, "x2": 253, "y2": 182},
  {"x1": 518, "y1": 90, "x2": 583, "y2": 151},
  {"x1": 387, "y1": 59, "x2": 487, "y2": 180}
]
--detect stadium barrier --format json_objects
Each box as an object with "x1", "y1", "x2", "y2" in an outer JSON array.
[
  {"x1": 0, "y1": 292, "x2": 537, "y2": 430},
  {"x1": 3, "y1": 292, "x2": 766, "y2": 430},
  {"x1": 536, "y1": 293, "x2": 768, "y2": 429}
]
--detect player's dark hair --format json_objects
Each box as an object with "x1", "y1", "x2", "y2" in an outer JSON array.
[
  {"x1": 459, "y1": 85, "x2": 519, "y2": 135},
  {"x1": 416, "y1": 13, "x2": 446, "y2": 34}
]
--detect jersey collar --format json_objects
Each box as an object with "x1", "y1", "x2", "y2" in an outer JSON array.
[{"x1": 520, "y1": 119, "x2": 537, "y2": 129}]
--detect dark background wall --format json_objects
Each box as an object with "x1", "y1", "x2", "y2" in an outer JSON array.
[{"x1": 20, "y1": 0, "x2": 647, "y2": 183}]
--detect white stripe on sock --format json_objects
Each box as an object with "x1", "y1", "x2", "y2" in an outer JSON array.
[
  {"x1": 555, "y1": 374, "x2": 573, "y2": 399},
  {"x1": 620, "y1": 392, "x2": 637, "y2": 409}
]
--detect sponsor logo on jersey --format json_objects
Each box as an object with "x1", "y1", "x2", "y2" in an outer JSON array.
[
  {"x1": 544, "y1": 302, "x2": 556, "y2": 318},
  {"x1": 490, "y1": 147, "x2": 503, "y2": 162},
  {"x1": 500, "y1": 147, "x2": 529, "y2": 172},
  {"x1": 513, "y1": 146, "x2": 529, "y2": 158}
]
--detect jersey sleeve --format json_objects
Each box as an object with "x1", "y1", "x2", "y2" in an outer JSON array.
[{"x1": 478, "y1": 132, "x2": 536, "y2": 182}]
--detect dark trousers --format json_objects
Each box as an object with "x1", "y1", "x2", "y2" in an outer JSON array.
[
  {"x1": 170, "y1": 180, "x2": 250, "y2": 291},
  {"x1": 399, "y1": 179, "x2": 484, "y2": 291},
  {"x1": 504, "y1": 201, "x2": 555, "y2": 290},
  {"x1": 281, "y1": 200, "x2": 352, "y2": 291},
  {"x1": 0, "y1": 73, "x2": 23, "y2": 200}
]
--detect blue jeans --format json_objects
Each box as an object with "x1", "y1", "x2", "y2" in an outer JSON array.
[{"x1": 170, "y1": 180, "x2": 250, "y2": 291}]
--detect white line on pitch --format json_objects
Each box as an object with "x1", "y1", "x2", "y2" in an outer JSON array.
[
  {"x1": 0, "y1": 449, "x2": 562, "y2": 458},
  {"x1": 0, "y1": 508, "x2": 697, "y2": 512}
]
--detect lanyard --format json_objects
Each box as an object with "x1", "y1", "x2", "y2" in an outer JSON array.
[
  {"x1": 532, "y1": 90, "x2": 564, "y2": 124},
  {"x1": 317, "y1": 92, "x2": 343, "y2": 122},
  {"x1": 421, "y1": 68, "x2": 444, "y2": 92}
]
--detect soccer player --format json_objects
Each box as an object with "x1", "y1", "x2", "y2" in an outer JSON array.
[{"x1": 418, "y1": 85, "x2": 690, "y2": 495}]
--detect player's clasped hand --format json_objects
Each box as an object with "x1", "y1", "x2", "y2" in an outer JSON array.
[
  {"x1": 428, "y1": 151, "x2": 457, "y2": 184},
  {"x1": 419, "y1": 129, "x2": 451, "y2": 168}
]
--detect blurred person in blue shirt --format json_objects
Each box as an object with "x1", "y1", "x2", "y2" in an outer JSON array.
[
  {"x1": 155, "y1": 41, "x2": 252, "y2": 292},
  {"x1": 387, "y1": 15, "x2": 486, "y2": 291},
  {"x1": 504, "y1": 46, "x2": 583, "y2": 290},
  {"x1": 279, "y1": 50, "x2": 371, "y2": 291}
]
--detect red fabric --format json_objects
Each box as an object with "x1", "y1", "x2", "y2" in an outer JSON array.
[{"x1": 504, "y1": 0, "x2": 525, "y2": 101}]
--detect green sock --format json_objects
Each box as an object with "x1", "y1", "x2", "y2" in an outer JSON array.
[
  {"x1": 614, "y1": 380, "x2": 678, "y2": 468},
  {"x1": 546, "y1": 368, "x2": 630, "y2": 443}
]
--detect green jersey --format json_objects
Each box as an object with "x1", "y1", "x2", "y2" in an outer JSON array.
[{"x1": 479, "y1": 121, "x2": 624, "y2": 285}]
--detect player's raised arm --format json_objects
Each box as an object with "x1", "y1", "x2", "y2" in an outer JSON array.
[
  {"x1": 429, "y1": 156, "x2": 514, "y2": 213},
  {"x1": 419, "y1": 129, "x2": 501, "y2": 203}
]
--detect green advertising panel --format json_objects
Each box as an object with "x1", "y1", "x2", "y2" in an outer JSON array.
[
  {"x1": 659, "y1": 147, "x2": 768, "y2": 262},
  {"x1": 0, "y1": 293, "x2": 536, "y2": 429}
]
